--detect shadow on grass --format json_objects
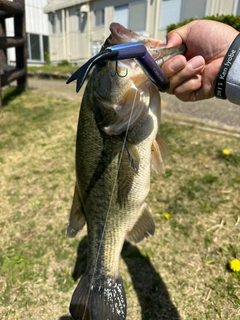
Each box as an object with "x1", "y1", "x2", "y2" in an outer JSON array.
[
  {"x1": 59, "y1": 236, "x2": 180, "y2": 320},
  {"x1": 2, "y1": 87, "x2": 24, "y2": 107},
  {"x1": 121, "y1": 241, "x2": 180, "y2": 320}
]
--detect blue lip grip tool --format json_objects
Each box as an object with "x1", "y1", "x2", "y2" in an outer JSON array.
[{"x1": 66, "y1": 42, "x2": 186, "y2": 93}]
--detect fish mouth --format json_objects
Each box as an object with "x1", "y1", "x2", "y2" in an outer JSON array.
[
  {"x1": 103, "y1": 23, "x2": 168, "y2": 63},
  {"x1": 108, "y1": 22, "x2": 140, "y2": 43}
]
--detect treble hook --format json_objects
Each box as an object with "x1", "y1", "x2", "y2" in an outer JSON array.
[{"x1": 111, "y1": 61, "x2": 128, "y2": 78}]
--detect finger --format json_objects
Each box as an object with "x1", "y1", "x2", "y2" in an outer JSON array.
[
  {"x1": 166, "y1": 32, "x2": 184, "y2": 47},
  {"x1": 173, "y1": 74, "x2": 202, "y2": 101},
  {"x1": 173, "y1": 76, "x2": 214, "y2": 102},
  {"x1": 167, "y1": 56, "x2": 205, "y2": 94},
  {"x1": 173, "y1": 72, "x2": 215, "y2": 102},
  {"x1": 166, "y1": 20, "x2": 199, "y2": 48},
  {"x1": 162, "y1": 55, "x2": 187, "y2": 79}
]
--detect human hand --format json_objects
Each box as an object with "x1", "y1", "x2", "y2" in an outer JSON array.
[{"x1": 161, "y1": 20, "x2": 239, "y2": 101}]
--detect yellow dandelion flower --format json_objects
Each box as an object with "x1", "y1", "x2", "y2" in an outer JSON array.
[
  {"x1": 222, "y1": 149, "x2": 230, "y2": 155},
  {"x1": 163, "y1": 213, "x2": 171, "y2": 220},
  {"x1": 229, "y1": 259, "x2": 240, "y2": 272}
]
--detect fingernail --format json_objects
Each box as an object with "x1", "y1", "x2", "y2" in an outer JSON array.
[
  {"x1": 188, "y1": 56, "x2": 204, "y2": 70},
  {"x1": 169, "y1": 57, "x2": 184, "y2": 72}
]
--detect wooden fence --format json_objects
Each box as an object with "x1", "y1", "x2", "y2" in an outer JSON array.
[{"x1": 0, "y1": 0, "x2": 27, "y2": 107}]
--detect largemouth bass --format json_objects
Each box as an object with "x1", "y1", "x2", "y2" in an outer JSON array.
[{"x1": 67, "y1": 23, "x2": 184, "y2": 320}]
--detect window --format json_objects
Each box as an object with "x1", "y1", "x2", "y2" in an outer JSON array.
[
  {"x1": 237, "y1": 0, "x2": 240, "y2": 15},
  {"x1": 43, "y1": 35, "x2": 49, "y2": 62},
  {"x1": 181, "y1": 0, "x2": 207, "y2": 20},
  {"x1": 27, "y1": 33, "x2": 49, "y2": 63},
  {"x1": 113, "y1": 5, "x2": 128, "y2": 28},
  {"x1": 159, "y1": 0, "x2": 181, "y2": 31},
  {"x1": 50, "y1": 14, "x2": 56, "y2": 34},
  {"x1": 129, "y1": 1, "x2": 146, "y2": 32},
  {"x1": 113, "y1": 1, "x2": 147, "y2": 32},
  {"x1": 29, "y1": 33, "x2": 41, "y2": 60},
  {"x1": 76, "y1": 9, "x2": 80, "y2": 29},
  {"x1": 57, "y1": 11, "x2": 62, "y2": 33},
  {"x1": 76, "y1": 9, "x2": 87, "y2": 32},
  {"x1": 94, "y1": 9, "x2": 104, "y2": 27},
  {"x1": 159, "y1": 0, "x2": 207, "y2": 31}
]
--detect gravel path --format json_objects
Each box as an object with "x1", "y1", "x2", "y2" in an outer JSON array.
[
  {"x1": 161, "y1": 92, "x2": 240, "y2": 133},
  {"x1": 28, "y1": 77, "x2": 240, "y2": 136},
  {"x1": 28, "y1": 77, "x2": 83, "y2": 102}
]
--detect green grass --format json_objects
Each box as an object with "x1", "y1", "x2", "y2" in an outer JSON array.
[
  {"x1": 28, "y1": 64, "x2": 78, "y2": 74},
  {"x1": 0, "y1": 88, "x2": 239, "y2": 319}
]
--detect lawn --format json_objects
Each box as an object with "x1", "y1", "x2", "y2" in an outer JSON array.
[
  {"x1": 28, "y1": 64, "x2": 78, "y2": 76},
  {"x1": 0, "y1": 87, "x2": 239, "y2": 320}
]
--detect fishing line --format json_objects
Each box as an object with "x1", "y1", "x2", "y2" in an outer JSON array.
[{"x1": 82, "y1": 87, "x2": 138, "y2": 319}]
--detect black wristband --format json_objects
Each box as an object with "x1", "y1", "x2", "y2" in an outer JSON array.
[{"x1": 215, "y1": 33, "x2": 240, "y2": 99}]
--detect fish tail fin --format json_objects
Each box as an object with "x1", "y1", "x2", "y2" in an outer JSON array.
[{"x1": 70, "y1": 273, "x2": 127, "y2": 320}]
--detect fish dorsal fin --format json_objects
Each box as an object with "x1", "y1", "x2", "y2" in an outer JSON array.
[
  {"x1": 67, "y1": 183, "x2": 85, "y2": 238},
  {"x1": 126, "y1": 203, "x2": 155, "y2": 243},
  {"x1": 151, "y1": 134, "x2": 169, "y2": 174},
  {"x1": 125, "y1": 141, "x2": 140, "y2": 174}
]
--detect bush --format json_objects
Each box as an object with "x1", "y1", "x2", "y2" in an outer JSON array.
[
  {"x1": 57, "y1": 60, "x2": 70, "y2": 67},
  {"x1": 167, "y1": 14, "x2": 240, "y2": 33}
]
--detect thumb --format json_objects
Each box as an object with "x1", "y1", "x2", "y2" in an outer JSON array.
[{"x1": 166, "y1": 31, "x2": 185, "y2": 48}]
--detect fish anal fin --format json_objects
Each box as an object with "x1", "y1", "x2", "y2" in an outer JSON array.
[
  {"x1": 67, "y1": 182, "x2": 85, "y2": 238},
  {"x1": 70, "y1": 274, "x2": 127, "y2": 320},
  {"x1": 126, "y1": 203, "x2": 155, "y2": 243}
]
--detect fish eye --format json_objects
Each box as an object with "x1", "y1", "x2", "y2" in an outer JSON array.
[{"x1": 97, "y1": 60, "x2": 107, "y2": 69}]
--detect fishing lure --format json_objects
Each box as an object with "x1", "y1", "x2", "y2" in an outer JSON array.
[{"x1": 66, "y1": 42, "x2": 186, "y2": 93}]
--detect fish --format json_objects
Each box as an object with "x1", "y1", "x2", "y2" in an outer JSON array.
[{"x1": 66, "y1": 22, "x2": 184, "y2": 320}]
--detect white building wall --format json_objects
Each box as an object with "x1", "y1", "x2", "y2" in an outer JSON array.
[
  {"x1": 25, "y1": 0, "x2": 49, "y2": 35},
  {"x1": 206, "y1": 0, "x2": 235, "y2": 15},
  {"x1": 6, "y1": 0, "x2": 49, "y2": 65},
  {"x1": 44, "y1": 0, "x2": 240, "y2": 65},
  {"x1": 6, "y1": 18, "x2": 17, "y2": 65}
]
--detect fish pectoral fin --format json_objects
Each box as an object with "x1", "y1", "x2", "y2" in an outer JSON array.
[
  {"x1": 126, "y1": 203, "x2": 155, "y2": 243},
  {"x1": 125, "y1": 141, "x2": 140, "y2": 174},
  {"x1": 151, "y1": 135, "x2": 169, "y2": 174},
  {"x1": 70, "y1": 273, "x2": 126, "y2": 320},
  {"x1": 67, "y1": 182, "x2": 85, "y2": 238},
  {"x1": 103, "y1": 87, "x2": 149, "y2": 135}
]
